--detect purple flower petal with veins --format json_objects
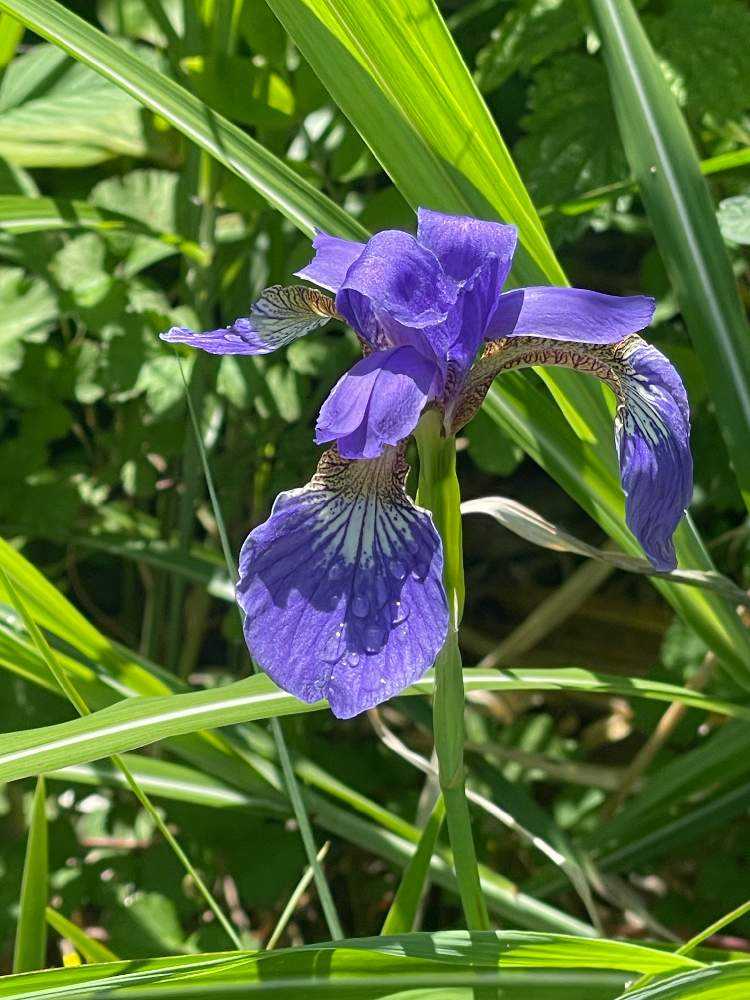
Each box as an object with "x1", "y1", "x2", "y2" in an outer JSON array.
[
  {"x1": 315, "y1": 345, "x2": 441, "y2": 460},
  {"x1": 237, "y1": 446, "x2": 448, "y2": 718}
]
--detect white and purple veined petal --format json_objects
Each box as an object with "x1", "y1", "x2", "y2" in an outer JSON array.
[
  {"x1": 614, "y1": 338, "x2": 692, "y2": 572},
  {"x1": 237, "y1": 446, "x2": 449, "y2": 719},
  {"x1": 160, "y1": 285, "x2": 339, "y2": 356},
  {"x1": 454, "y1": 333, "x2": 692, "y2": 571}
]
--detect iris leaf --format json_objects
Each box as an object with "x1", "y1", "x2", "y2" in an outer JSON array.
[
  {"x1": 12, "y1": 775, "x2": 48, "y2": 973},
  {"x1": 590, "y1": 0, "x2": 750, "y2": 512},
  {"x1": 1, "y1": 667, "x2": 747, "y2": 786},
  {"x1": 0, "y1": 932, "x2": 704, "y2": 999}
]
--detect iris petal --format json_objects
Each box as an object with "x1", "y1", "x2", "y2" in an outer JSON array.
[
  {"x1": 416, "y1": 207, "x2": 517, "y2": 285},
  {"x1": 316, "y1": 345, "x2": 440, "y2": 460},
  {"x1": 336, "y1": 231, "x2": 456, "y2": 352},
  {"x1": 615, "y1": 339, "x2": 692, "y2": 571},
  {"x1": 238, "y1": 446, "x2": 448, "y2": 718},
  {"x1": 488, "y1": 287, "x2": 655, "y2": 344},
  {"x1": 456, "y1": 334, "x2": 691, "y2": 569},
  {"x1": 160, "y1": 286, "x2": 338, "y2": 356},
  {"x1": 443, "y1": 253, "x2": 507, "y2": 392},
  {"x1": 294, "y1": 231, "x2": 366, "y2": 292}
]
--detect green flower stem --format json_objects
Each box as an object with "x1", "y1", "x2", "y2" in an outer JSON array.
[{"x1": 415, "y1": 409, "x2": 490, "y2": 931}]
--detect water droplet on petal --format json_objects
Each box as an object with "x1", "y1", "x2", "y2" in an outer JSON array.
[
  {"x1": 345, "y1": 651, "x2": 360, "y2": 668},
  {"x1": 352, "y1": 595, "x2": 369, "y2": 617},
  {"x1": 411, "y1": 559, "x2": 430, "y2": 581},
  {"x1": 389, "y1": 559, "x2": 407, "y2": 581},
  {"x1": 321, "y1": 627, "x2": 346, "y2": 663},
  {"x1": 328, "y1": 562, "x2": 346, "y2": 581},
  {"x1": 390, "y1": 600, "x2": 409, "y2": 626},
  {"x1": 363, "y1": 625, "x2": 387, "y2": 653}
]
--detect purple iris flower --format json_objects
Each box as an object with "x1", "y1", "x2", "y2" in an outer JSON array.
[{"x1": 161, "y1": 209, "x2": 692, "y2": 718}]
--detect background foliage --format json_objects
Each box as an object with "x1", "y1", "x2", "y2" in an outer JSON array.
[{"x1": 1, "y1": 0, "x2": 750, "y2": 994}]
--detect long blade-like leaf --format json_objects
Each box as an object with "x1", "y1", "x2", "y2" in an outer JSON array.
[
  {"x1": 590, "y1": 0, "x2": 750, "y2": 509},
  {"x1": 45, "y1": 908, "x2": 119, "y2": 965},
  {"x1": 0, "y1": 931, "x2": 704, "y2": 1000},
  {"x1": 13, "y1": 776, "x2": 48, "y2": 973},
  {"x1": 0, "y1": 194, "x2": 205, "y2": 261},
  {"x1": 380, "y1": 795, "x2": 445, "y2": 935},
  {"x1": 1, "y1": 668, "x2": 748, "y2": 786}
]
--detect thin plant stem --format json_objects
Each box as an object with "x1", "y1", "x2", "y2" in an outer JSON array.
[
  {"x1": 676, "y1": 898, "x2": 750, "y2": 956},
  {"x1": 415, "y1": 410, "x2": 490, "y2": 931},
  {"x1": 0, "y1": 566, "x2": 242, "y2": 950},
  {"x1": 266, "y1": 842, "x2": 331, "y2": 950},
  {"x1": 176, "y1": 357, "x2": 345, "y2": 942},
  {"x1": 626, "y1": 895, "x2": 750, "y2": 993}
]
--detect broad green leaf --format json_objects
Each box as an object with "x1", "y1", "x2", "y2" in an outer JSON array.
[
  {"x1": 475, "y1": 0, "x2": 581, "y2": 94},
  {"x1": 1, "y1": 667, "x2": 747, "y2": 786},
  {"x1": 381, "y1": 795, "x2": 445, "y2": 935},
  {"x1": 646, "y1": 0, "x2": 750, "y2": 124},
  {"x1": 591, "y1": 0, "x2": 750, "y2": 511},
  {"x1": 12, "y1": 776, "x2": 48, "y2": 973},
  {"x1": 0, "y1": 194, "x2": 203, "y2": 264},
  {"x1": 514, "y1": 54, "x2": 626, "y2": 224},
  {"x1": 0, "y1": 266, "x2": 56, "y2": 376},
  {"x1": 718, "y1": 194, "x2": 750, "y2": 246},
  {"x1": 0, "y1": 43, "x2": 156, "y2": 166},
  {"x1": 0, "y1": 0, "x2": 365, "y2": 240},
  {"x1": 45, "y1": 908, "x2": 119, "y2": 965}
]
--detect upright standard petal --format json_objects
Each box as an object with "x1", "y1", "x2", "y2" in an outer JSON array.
[
  {"x1": 294, "y1": 231, "x2": 366, "y2": 292},
  {"x1": 315, "y1": 346, "x2": 440, "y2": 460},
  {"x1": 455, "y1": 334, "x2": 692, "y2": 570},
  {"x1": 488, "y1": 286, "x2": 655, "y2": 344},
  {"x1": 336, "y1": 231, "x2": 456, "y2": 351},
  {"x1": 238, "y1": 446, "x2": 449, "y2": 718},
  {"x1": 416, "y1": 207, "x2": 518, "y2": 286},
  {"x1": 160, "y1": 286, "x2": 339, "y2": 355},
  {"x1": 442, "y1": 253, "x2": 507, "y2": 401}
]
